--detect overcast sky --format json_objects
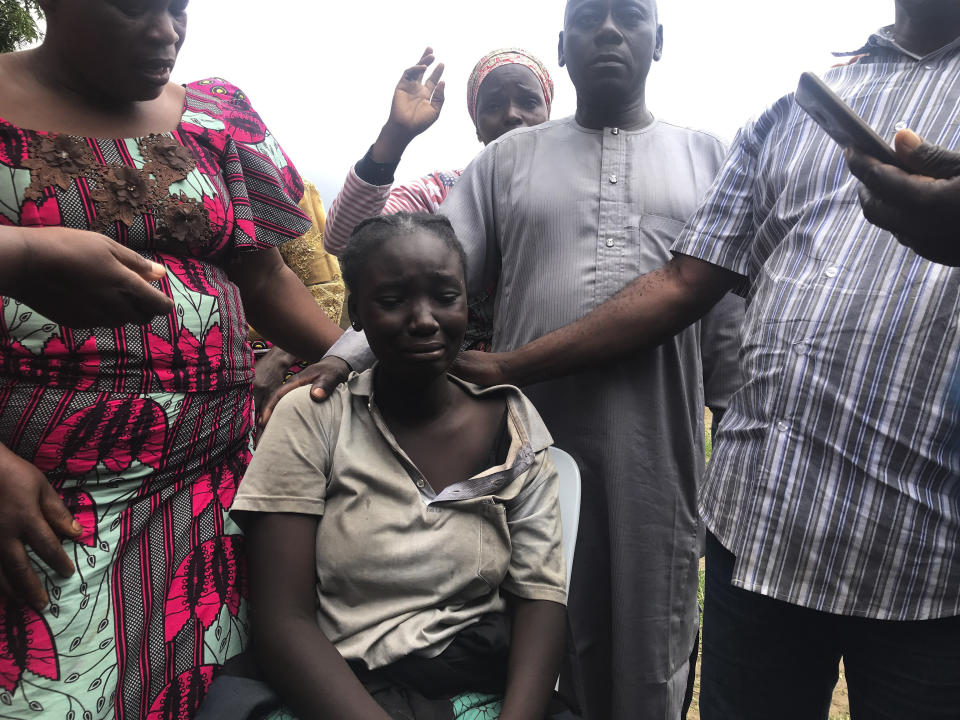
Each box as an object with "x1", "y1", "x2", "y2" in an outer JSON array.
[{"x1": 171, "y1": 1, "x2": 894, "y2": 207}]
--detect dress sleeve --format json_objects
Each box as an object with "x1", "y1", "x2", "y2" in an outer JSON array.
[
  {"x1": 185, "y1": 79, "x2": 312, "y2": 254},
  {"x1": 322, "y1": 327, "x2": 376, "y2": 372},
  {"x1": 324, "y1": 165, "x2": 393, "y2": 256},
  {"x1": 383, "y1": 170, "x2": 459, "y2": 216},
  {"x1": 231, "y1": 386, "x2": 340, "y2": 518},
  {"x1": 324, "y1": 166, "x2": 460, "y2": 257}
]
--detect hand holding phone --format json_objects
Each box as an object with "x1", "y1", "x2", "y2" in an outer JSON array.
[
  {"x1": 846, "y1": 129, "x2": 960, "y2": 265},
  {"x1": 796, "y1": 71, "x2": 907, "y2": 171}
]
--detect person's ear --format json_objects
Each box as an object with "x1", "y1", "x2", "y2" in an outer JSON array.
[
  {"x1": 653, "y1": 25, "x2": 664, "y2": 62},
  {"x1": 558, "y1": 31, "x2": 566, "y2": 67},
  {"x1": 347, "y1": 296, "x2": 361, "y2": 331}
]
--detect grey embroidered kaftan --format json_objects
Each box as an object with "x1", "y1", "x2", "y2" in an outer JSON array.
[{"x1": 440, "y1": 116, "x2": 736, "y2": 720}]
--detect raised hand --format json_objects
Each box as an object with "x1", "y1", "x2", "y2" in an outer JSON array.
[
  {"x1": 3, "y1": 226, "x2": 174, "y2": 327},
  {"x1": 846, "y1": 129, "x2": 960, "y2": 266},
  {"x1": 371, "y1": 47, "x2": 446, "y2": 163}
]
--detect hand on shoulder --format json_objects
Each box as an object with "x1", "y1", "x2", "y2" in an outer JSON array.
[{"x1": 257, "y1": 356, "x2": 352, "y2": 432}]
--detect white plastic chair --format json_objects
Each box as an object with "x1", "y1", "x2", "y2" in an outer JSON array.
[{"x1": 548, "y1": 446, "x2": 581, "y2": 594}]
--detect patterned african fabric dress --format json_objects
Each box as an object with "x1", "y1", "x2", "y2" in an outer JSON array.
[{"x1": 0, "y1": 78, "x2": 310, "y2": 720}]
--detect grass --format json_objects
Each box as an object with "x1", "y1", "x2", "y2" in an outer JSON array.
[{"x1": 688, "y1": 410, "x2": 850, "y2": 719}]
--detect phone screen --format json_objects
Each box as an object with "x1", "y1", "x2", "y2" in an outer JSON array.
[{"x1": 795, "y1": 72, "x2": 906, "y2": 170}]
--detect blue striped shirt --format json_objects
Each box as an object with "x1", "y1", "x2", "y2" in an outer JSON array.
[{"x1": 673, "y1": 27, "x2": 960, "y2": 621}]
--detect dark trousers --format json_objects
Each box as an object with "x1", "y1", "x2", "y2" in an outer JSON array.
[{"x1": 700, "y1": 532, "x2": 960, "y2": 720}]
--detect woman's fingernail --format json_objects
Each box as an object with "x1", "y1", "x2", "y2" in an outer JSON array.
[
  {"x1": 72, "y1": 520, "x2": 83, "y2": 534},
  {"x1": 150, "y1": 261, "x2": 166, "y2": 276}
]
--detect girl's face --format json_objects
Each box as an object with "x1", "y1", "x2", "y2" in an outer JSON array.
[
  {"x1": 350, "y1": 230, "x2": 467, "y2": 381},
  {"x1": 44, "y1": 0, "x2": 188, "y2": 102}
]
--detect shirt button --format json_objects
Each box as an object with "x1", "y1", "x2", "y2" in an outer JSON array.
[
  {"x1": 605, "y1": 238, "x2": 615, "y2": 248},
  {"x1": 925, "y1": 64, "x2": 936, "y2": 71},
  {"x1": 895, "y1": 121, "x2": 908, "y2": 131},
  {"x1": 824, "y1": 266, "x2": 839, "y2": 278},
  {"x1": 415, "y1": 479, "x2": 425, "y2": 488},
  {"x1": 609, "y1": 174, "x2": 618, "y2": 184},
  {"x1": 777, "y1": 422, "x2": 789, "y2": 433},
  {"x1": 611, "y1": 127, "x2": 619, "y2": 135},
  {"x1": 794, "y1": 342, "x2": 808, "y2": 356}
]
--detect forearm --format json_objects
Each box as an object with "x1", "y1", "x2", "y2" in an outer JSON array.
[
  {"x1": 255, "y1": 615, "x2": 390, "y2": 720},
  {"x1": 247, "y1": 514, "x2": 390, "y2": 720},
  {"x1": 233, "y1": 253, "x2": 342, "y2": 362},
  {"x1": 499, "y1": 599, "x2": 566, "y2": 720},
  {"x1": 370, "y1": 122, "x2": 416, "y2": 163},
  {"x1": 0, "y1": 226, "x2": 28, "y2": 298},
  {"x1": 502, "y1": 256, "x2": 738, "y2": 387}
]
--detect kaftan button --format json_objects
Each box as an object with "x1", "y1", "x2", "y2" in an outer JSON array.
[
  {"x1": 609, "y1": 174, "x2": 618, "y2": 184},
  {"x1": 605, "y1": 238, "x2": 615, "y2": 248}
]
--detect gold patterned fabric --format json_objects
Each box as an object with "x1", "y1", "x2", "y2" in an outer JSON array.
[{"x1": 249, "y1": 181, "x2": 346, "y2": 345}]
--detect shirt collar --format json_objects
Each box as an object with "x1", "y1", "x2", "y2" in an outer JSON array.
[
  {"x1": 347, "y1": 366, "x2": 554, "y2": 504},
  {"x1": 834, "y1": 25, "x2": 960, "y2": 62}
]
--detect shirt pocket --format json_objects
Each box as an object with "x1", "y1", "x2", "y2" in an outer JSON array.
[
  {"x1": 476, "y1": 501, "x2": 511, "y2": 594},
  {"x1": 635, "y1": 214, "x2": 685, "y2": 275}
]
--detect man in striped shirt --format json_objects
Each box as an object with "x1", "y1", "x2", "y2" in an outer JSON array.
[{"x1": 453, "y1": 1, "x2": 960, "y2": 716}]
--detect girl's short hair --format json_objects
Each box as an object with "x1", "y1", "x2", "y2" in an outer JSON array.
[{"x1": 340, "y1": 213, "x2": 468, "y2": 294}]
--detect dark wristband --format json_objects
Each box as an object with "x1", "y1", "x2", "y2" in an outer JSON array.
[{"x1": 355, "y1": 146, "x2": 400, "y2": 186}]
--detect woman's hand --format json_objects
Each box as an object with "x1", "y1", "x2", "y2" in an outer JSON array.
[
  {"x1": 0, "y1": 443, "x2": 80, "y2": 610},
  {"x1": 1, "y1": 226, "x2": 173, "y2": 327},
  {"x1": 371, "y1": 47, "x2": 446, "y2": 163},
  {"x1": 257, "y1": 356, "x2": 351, "y2": 431},
  {"x1": 253, "y1": 347, "x2": 296, "y2": 418}
]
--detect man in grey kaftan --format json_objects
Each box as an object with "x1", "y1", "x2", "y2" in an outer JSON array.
[{"x1": 441, "y1": 115, "x2": 731, "y2": 719}]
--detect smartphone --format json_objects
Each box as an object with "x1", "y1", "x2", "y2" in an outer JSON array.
[{"x1": 795, "y1": 71, "x2": 907, "y2": 170}]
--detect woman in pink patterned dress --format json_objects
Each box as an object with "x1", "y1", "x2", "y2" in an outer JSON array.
[{"x1": 0, "y1": 1, "x2": 342, "y2": 718}]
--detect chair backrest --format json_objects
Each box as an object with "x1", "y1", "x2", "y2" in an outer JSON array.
[{"x1": 548, "y1": 446, "x2": 581, "y2": 594}]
